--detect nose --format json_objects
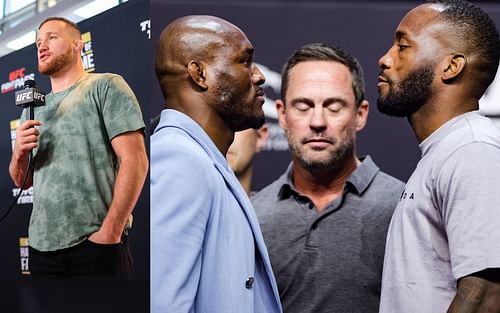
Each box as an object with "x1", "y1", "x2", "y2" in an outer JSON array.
[
  {"x1": 309, "y1": 107, "x2": 327, "y2": 132},
  {"x1": 37, "y1": 40, "x2": 48, "y2": 53},
  {"x1": 378, "y1": 48, "x2": 393, "y2": 70},
  {"x1": 252, "y1": 64, "x2": 265, "y2": 86}
]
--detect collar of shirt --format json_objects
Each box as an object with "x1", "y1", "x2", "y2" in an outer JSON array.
[{"x1": 277, "y1": 155, "x2": 380, "y2": 200}]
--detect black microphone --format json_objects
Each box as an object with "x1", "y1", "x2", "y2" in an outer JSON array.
[{"x1": 14, "y1": 79, "x2": 45, "y2": 120}]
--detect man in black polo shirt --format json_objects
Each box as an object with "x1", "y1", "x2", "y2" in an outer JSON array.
[{"x1": 252, "y1": 43, "x2": 404, "y2": 313}]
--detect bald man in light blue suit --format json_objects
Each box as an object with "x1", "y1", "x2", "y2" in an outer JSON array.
[{"x1": 151, "y1": 15, "x2": 282, "y2": 313}]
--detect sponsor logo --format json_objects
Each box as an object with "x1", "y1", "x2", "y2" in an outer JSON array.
[
  {"x1": 81, "y1": 32, "x2": 95, "y2": 72},
  {"x1": 140, "y1": 19, "x2": 151, "y2": 39},
  {"x1": 400, "y1": 189, "x2": 415, "y2": 200},
  {"x1": 19, "y1": 237, "x2": 30, "y2": 275},
  {"x1": 15, "y1": 89, "x2": 45, "y2": 105},
  {"x1": 12, "y1": 187, "x2": 33, "y2": 204},
  {"x1": 10, "y1": 119, "x2": 19, "y2": 151},
  {"x1": 1, "y1": 67, "x2": 35, "y2": 94}
]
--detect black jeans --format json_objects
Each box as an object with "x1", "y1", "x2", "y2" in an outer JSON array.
[{"x1": 28, "y1": 236, "x2": 133, "y2": 279}]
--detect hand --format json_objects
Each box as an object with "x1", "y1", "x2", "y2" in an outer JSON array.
[
  {"x1": 13, "y1": 120, "x2": 42, "y2": 160},
  {"x1": 88, "y1": 228, "x2": 122, "y2": 244}
]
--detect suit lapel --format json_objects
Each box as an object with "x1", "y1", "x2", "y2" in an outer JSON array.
[
  {"x1": 212, "y1": 161, "x2": 282, "y2": 307},
  {"x1": 162, "y1": 121, "x2": 282, "y2": 307}
]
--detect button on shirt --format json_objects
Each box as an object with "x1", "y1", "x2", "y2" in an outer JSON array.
[{"x1": 252, "y1": 156, "x2": 404, "y2": 313}]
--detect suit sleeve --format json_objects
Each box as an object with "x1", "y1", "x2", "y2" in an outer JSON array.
[{"x1": 151, "y1": 128, "x2": 214, "y2": 313}]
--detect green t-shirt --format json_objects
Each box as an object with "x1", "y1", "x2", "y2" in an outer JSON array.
[{"x1": 26, "y1": 73, "x2": 145, "y2": 251}]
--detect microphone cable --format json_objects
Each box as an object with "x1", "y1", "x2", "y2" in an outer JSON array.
[
  {"x1": 2, "y1": 80, "x2": 44, "y2": 224},
  {"x1": 0, "y1": 150, "x2": 34, "y2": 224}
]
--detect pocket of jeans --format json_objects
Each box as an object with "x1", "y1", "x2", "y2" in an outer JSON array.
[{"x1": 85, "y1": 238, "x2": 122, "y2": 248}]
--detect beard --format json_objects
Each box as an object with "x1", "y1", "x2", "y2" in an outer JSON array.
[
  {"x1": 377, "y1": 64, "x2": 435, "y2": 117},
  {"x1": 287, "y1": 127, "x2": 355, "y2": 173},
  {"x1": 215, "y1": 71, "x2": 265, "y2": 132},
  {"x1": 38, "y1": 49, "x2": 72, "y2": 76}
]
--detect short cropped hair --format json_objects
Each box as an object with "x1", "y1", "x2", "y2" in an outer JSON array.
[
  {"x1": 38, "y1": 17, "x2": 81, "y2": 35},
  {"x1": 429, "y1": 0, "x2": 500, "y2": 95},
  {"x1": 281, "y1": 43, "x2": 366, "y2": 106}
]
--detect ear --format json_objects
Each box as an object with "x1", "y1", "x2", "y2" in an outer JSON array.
[
  {"x1": 187, "y1": 60, "x2": 208, "y2": 90},
  {"x1": 276, "y1": 99, "x2": 287, "y2": 130},
  {"x1": 73, "y1": 39, "x2": 83, "y2": 53},
  {"x1": 255, "y1": 124, "x2": 269, "y2": 153},
  {"x1": 355, "y1": 100, "x2": 369, "y2": 131},
  {"x1": 442, "y1": 53, "x2": 466, "y2": 82}
]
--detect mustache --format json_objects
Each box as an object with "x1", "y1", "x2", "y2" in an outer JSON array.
[
  {"x1": 255, "y1": 87, "x2": 264, "y2": 97},
  {"x1": 300, "y1": 135, "x2": 336, "y2": 145},
  {"x1": 378, "y1": 72, "x2": 392, "y2": 84}
]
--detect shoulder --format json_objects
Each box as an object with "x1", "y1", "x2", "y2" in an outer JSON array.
[
  {"x1": 251, "y1": 175, "x2": 287, "y2": 216},
  {"x1": 362, "y1": 157, "x2": 405, "y2": 194},
  {"x1": 152, "y1": 126, "x2": 213, "y2": 170},
  {"x1": 438, "y1": 114, "x2": 500, "y2": 173},
  {"x1": 151, "y1": 127, "x2": 221, "y2": 217},
  {"x1": 439, "y1": 141, "x2": 500, "y2": 179},
  {"x1": 373, "y1": 170, "x2": 405, "y2": 191},
  {"x1": 442, "y1": 113, "x2": 500, "y2": 152},
  {"x1": 358, "y1": 157, "x2": 405, "y2": 212},
  {"x1": 85, "y1": 73, "x2": 133, "y2": 92},
  {"x1": 87, "y1": 72, "x2": 122, "y2": 82}
]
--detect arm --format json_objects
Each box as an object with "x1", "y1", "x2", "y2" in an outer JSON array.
[
  {"x1": 88, "y1": 130, "x2": 148, "y2": 244},
  {"x1": 438, "y1": 143, "x2": 500, "y2": 313},
  {"x1": 9, "y1": 120, "x2": 42, "y2": 188},
  {"x1": 448, "y1": 269, "x2": 500, "y2": 313}
]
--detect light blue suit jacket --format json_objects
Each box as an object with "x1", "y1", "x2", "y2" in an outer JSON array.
[{"x1": 151, "y1": 109, "x2": 282, "y2": 313}]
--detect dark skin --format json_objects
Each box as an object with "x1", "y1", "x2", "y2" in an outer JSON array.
[
  {"x1": 448, "y1": 270, "x2": 500, "y2": 313},
  {"x1": 155, "y1": 15, "x2": 265, "y2": 155},
  {"x1": 379, "y1": 4, "x2": 500, "y2": 312},
  {"x1": 379, "y1": 5, "x2": 477, "y2": 142}
]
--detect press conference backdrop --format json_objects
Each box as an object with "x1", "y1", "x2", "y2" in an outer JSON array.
[
  {"x1": 0, "y1": 0, "x2": 150, "y2": 311},
  {"x1": 151, "y1": 0, "x2": 500, "y2": 191}
]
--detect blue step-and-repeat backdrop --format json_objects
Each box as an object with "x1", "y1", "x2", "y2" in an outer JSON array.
[{"x1": 150, "y1": 0, "x2": 500, "y2": 191}]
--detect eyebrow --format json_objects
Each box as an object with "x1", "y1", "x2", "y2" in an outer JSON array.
[
  {"x1": 395, "y1": 30, "x2": 406, "y2": 40},
  {"x1": 36, "y1": 31, "x2": 59, "y2": 41},
  {"x1": 290, "y1": 97, "x2": 348, "y2": 106},
  {"x1": 243, "y1": 47, "x2": 254, "y2": 56}
]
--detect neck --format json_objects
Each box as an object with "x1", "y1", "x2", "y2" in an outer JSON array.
[
  {"x1": 235, "y1": 165, "x2": 253, "y2": 196},
  {"x1": 49, "y1": 64, "x2": 86, "y2": 93},
  {"x1": 292, "y1": 155, "x2": 359, "y2": 212},
  {"x1": 167, "y1": 96, "x2": 234, "y2": 155},
  {"x1": 409, "y1": 96, "x2": 478, "y2": 143},
  {"x1": 205, "y1": 118, "x2": 233, "y2": 155}
]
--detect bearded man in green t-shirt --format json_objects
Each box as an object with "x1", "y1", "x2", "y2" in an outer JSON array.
[{"x1": 9, "y1": 17, "x2": 148, "y2": 277}]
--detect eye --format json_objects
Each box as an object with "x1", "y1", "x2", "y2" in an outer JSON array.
[
  {"x1": 327, "y1": 103, "x2": 342, "y2": 112},
  {"x1": 241, "y1": 57, "x2": 252, "y2": 67},
  {"x1": 398, "y1": 44, "x2": 410, "y2": 51},
  {"x1": 294, "y1": 102, "x2": 310, "y2": 112}
]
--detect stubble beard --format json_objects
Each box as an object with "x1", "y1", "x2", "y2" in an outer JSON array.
[
  {"x1": 377, "y1": 64, "x2": 435, "y2": 117},
  {"x1": 216, "y1": 73, "x2": 264, "y2": 131},
  {"x1": 287, "y1": 127, "x2": 355, "y2": 174},
  {"x1": 38, "y1": 50, "x2": 73, "y2": 76}
]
